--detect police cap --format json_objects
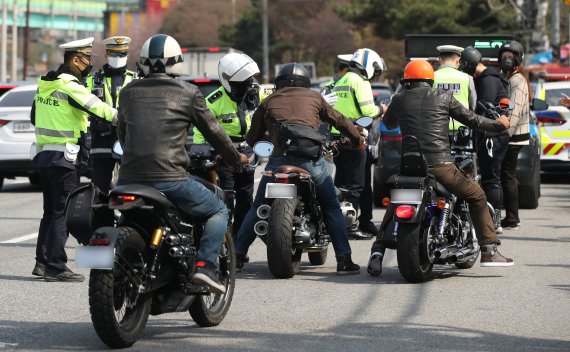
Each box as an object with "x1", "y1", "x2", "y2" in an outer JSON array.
[
  {"x1": 59, "y1": 37, "x2": 96, "y2": 56},
  {"x1": 436, "y1": 45, "x2": 464, "y2": 56},
  {"x1": 102, "y1": 36, "x2": 131, "y2": 53}
]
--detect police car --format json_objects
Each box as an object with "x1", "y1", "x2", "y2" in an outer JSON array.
[{"x1": 533, "y1": 80, "x2": 570, "y2": 172}]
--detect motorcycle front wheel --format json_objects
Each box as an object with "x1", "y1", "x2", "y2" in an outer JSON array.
[
  {"x1": 89, "y1": 226, "x2": 151, "y2": 349},
  {"x1": 189, "y1": 230, "x2": 236, "y2": 326},
  {"x1": 396, "y1": 222, "x2": 434, "y2": 283},
  {"x1": 267, "y1": 197, "x2": 302, "y2": 278}
]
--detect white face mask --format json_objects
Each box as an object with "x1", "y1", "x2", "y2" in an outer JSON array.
[{"x1": 108, "y1": 56, "x2": 127, "y2": 68}]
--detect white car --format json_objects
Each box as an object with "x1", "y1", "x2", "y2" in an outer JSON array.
[
  {"x1": 534, "y1": 81, "x2": 570, "y2": 171},
  {"x1": 0, "y1": 84, "x2": 38, "y2": 189}
]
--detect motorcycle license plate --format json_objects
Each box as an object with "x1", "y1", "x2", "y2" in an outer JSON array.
[
  {"x1": 75, "y1": 246, "x2": 115, "y2": 269},
  {"x1": 391, "y1": 189, "x2": 423, "y2": 203},
  {"x1": 265, "y1": 183, "x2": 297, "y2": 199}
]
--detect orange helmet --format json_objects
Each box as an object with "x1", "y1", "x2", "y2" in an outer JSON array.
[{"x1": 403, "y1": 60, "x2": 434, "y2": 81}]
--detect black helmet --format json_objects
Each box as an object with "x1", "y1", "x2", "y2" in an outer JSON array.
[
  {"x1": 274, "y1": 63, "x2": 311, "y2": 89},
  {"x1": 459, "y1": 46, "x2": 482, "y2": 76},
  {"x1": 498, "y1": 40, "x2": 525, "y2": 65}
]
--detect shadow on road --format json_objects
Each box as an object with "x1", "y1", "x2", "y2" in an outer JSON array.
[{"x1": 541, "y1": 172, "x2": 570, "y2": 184}]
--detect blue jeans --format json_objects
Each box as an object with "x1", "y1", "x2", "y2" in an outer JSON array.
[
  {"x1": 235, "y1": 155, "x2": 352, "y2": 256},
  {"x1": 118, "y1": 178, "x2": 228, "y2": 264}
]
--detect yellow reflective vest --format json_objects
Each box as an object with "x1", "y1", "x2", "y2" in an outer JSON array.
[
  {"x1": 34, "y1": 73, "x2": 117, "y2": 147},
  {"x1": 434, "y1": 66, "x2": 470, "y2": 129},
  {"x1": 85, "y1": 69, "x2": 136, "y2": 108}
]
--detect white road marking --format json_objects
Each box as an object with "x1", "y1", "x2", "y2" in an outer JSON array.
[{"x1": 1, "y1": 233, "x2": 38, "y2": 244}]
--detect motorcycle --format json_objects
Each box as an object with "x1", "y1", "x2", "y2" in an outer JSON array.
[
  {"x1": 252, "y1": 117, "x2": 371, "y2": 279},
  {"x1": 379, "y1": 101, "x2": 511, "y2": 283},
  {"x1": 66, "y1": 142, "x2": 235, "y2": 349}
]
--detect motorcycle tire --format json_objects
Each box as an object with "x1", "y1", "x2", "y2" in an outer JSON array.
[
  {"x1": 267, "y1": 197, "x2": 301, "y2": 278},
  {"x1": 190, "y1": 230, "x2": 236, "y2": 326},
  {"x1": 396, "y1": 223, "x2": 434, "y2": 283},
  {"x1": 308, "y1": 248, "x2": 328, "y2": 266},
  {"x1": 89, "y1": 226, "x2": 151, "y2": 348}
]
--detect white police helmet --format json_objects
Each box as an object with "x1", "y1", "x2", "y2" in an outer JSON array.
[
  {"x1": 218, "y1": 53, "x2": 260, "y2": 94},
  {"x1": 138, "y1": 34, "x2": 183, "y2": 77},
  {"x1": 350, "y1": 48, "x2": 387, "y2": 80}
]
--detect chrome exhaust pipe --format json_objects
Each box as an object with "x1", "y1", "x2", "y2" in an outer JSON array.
[
  {"x1": 448, "y1": 247, "x2": 479, "y2": 263},
  {"x1": 169, "y1": 246, "x2": 185, "y2": 257},
  {"x1": 254, "y1": 220, "x2": 268, "y2": 236},
  {"x1": 434, "y1": 245, "x2": 459, "y2": 259},
  {"x1": 165, "y1": 234, "x2": 181, "y2": 245},
  {"x1": 256, "y1": 204, "x2": 271, "y2": 220}
]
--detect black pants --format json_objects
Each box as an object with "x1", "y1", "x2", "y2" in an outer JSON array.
[
  {"x1": 36, "y1": 166, "x2": 79, "y2": 272},
  {"x1": 501, "y1": 144, "x2": 523, "y2": 223},
  {"x1": 91, "y1": 157, "x2": 117, "y2": 195},
  {"x1": 359, "y1": 149, "x2": 374, "y2": 224},
  {"x1": 334, "y1": 147, "x2": 366, "y2": 208},
  {"x1": 477, "y1": 133, "x2": 510, "y2": 213},
  {"x1": 217, "y1": 164, "x2": 254, "y2": 235}
]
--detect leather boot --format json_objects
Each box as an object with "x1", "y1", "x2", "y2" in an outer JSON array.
[{"x1": 336, "y1": 254, "x2": 360, "y2": 275}]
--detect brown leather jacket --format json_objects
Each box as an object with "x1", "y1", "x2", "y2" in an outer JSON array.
[
  {"x1": 246, "y1": 87, "x2": 360, "y2": 155},
  {"x1": 117, "y1": 74, "x2": 240, "y2": 182}
]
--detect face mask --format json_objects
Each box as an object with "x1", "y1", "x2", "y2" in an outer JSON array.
[
  {"x1": 77, "y1": 57, "x2": 92, "y2": 78},
  {"x1": 500, "y1": 58, "x2": 516, "y2": 72},
  {"x1": 108, "y1": 56, "x2": 128, "y2": 68}
]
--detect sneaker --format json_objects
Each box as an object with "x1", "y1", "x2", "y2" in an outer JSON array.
[
  {"x1": 44, "y1": 266, "x2": 85, "y2": 282},
  {"x1": 480, "y1": 244, "x2": 514, "y2": 267},
  {"x1": 359, "y1": 221, "x2": 379, "y2": 236},
  {"x1": 236, "y1": 252, "x2": 248, "y2": 272},
  {"x1": 496, "y1": 226, "x2": 503, "y2": 235},
  {"x1": 336, "y1": 255, "x2": 360, "y2": 275},
  {"x1": 367, "y1": 252, "x2": 383, "y2": 276},
  {"x1": 32, "y1": 261, "x2": 46, "y2": 277},
  {"x1": 192, "y1": 261, "x2": 226, "y2": 294},
  {"x1": 500, "y1": 219, "x2": 519, "y2": 230}
]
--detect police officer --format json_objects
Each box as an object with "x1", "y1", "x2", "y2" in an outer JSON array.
[
  {"x1": 321, "y1": 54, "x2": 353, "y2": 95},
  {"x1": 332, "y1": 48, "x2": 387, "y2": 239},
  {"x1": 31, "y1": 38, "x2": 117, "y2": 282},
  {"x1": 192, "y1": 53, "x2": 267, "y2": 236},
  {"x1": 86, "y1": 36, "x2": 136, "y2": 194},
  {"x1": 433, "y1": 45, "x2": 477, "y2": 116}
]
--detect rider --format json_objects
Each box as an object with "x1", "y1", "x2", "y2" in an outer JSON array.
[
  {"x1": 331, "y1": 48, "x2": 387, "y2": 239},
  {"x1": 116, "y1": 34, "x2": 248, "y2": 294},
  {"x1": 192, "y1": 53, "x2": 268, "y2": 237},
  {"x1": 235, "y1": 63, "x2": 364, "y2": 275},
  {"x1": 367, "y1": 60, "x2": 514, "y2": 276}
]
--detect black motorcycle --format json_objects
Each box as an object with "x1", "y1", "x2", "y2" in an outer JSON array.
[
  {"x1": 66, "y1": 144, "x2": 235, "y2": 349},
  {"x1": 252, "y1": 117, "x2": 370, "y2": 279}
]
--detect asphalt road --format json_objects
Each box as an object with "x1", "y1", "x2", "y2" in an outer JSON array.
[{"x1": 0, "y1": 173, "x2": 569, "y2": 351}]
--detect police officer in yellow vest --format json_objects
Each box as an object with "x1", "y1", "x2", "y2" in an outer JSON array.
[
  {"x1": 86, "y1": 36, "x2": 136, "y2": 194},
  {"x1": 332, "y1": 48, "x2": 387, "y2": 239},
  {"x1": 31, "y1": 37, "x2": 117, "y2": 282},
  {"x1": 192, "y1": 53, "x2": 267, "y2": 236},
  {"x1": 433, "y1": 45, "x2": 478, "y2": 126}
]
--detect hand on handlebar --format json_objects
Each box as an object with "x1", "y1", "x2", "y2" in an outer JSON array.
[{"x1": 496, "y1": 114, "x2": 510, "y2": 129}]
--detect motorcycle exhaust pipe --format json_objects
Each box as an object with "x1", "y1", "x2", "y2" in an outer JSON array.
[
  {"x1": 434, "y1": 245, "x2": 459, "y2": 260},
  {"x1": 165, "y1": 234, "x2": 181, "y2": 246},
  {"x1": 254, "y1": 220, "x2": 268, "y2": 236},
  {"x1": 448, "y1": 247, "x2": 479, "y2": 264},
  {"x1": 169, "y1": 246, "x2": 186, "y2": 257},
  {"x1": 256, "y1": 204, "x2": 272, "y2": 220}
]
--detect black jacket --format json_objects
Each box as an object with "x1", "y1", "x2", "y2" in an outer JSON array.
[
  {"x1": 117, "y1": 73, "x2": 240, "y2": 182},
  {"x1": 474, "y1": 67, "x2": 509, "y2": 137},
  {"x1": 383, "y1": 82, "x2": 507, "y2": 167}
]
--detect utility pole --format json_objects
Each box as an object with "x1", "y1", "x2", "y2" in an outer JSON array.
[
  {"x1": 551, "y1": 0, "x2": 560, "y2": 49},
  {"x1": 23, "y1": 0, "x2": 29, "y2": 80},
  {"x1": 12, "y1": 0, "x2": 18, "y2": 82},
  {"x1": 262, "y1": 0, "x2": 269, "y2": 83},
  {"x1": 1, "y1": 0, "x2": 7, "y2": 82}
]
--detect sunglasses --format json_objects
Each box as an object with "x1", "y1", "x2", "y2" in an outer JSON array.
[{"x1": 107, "y1": 52, "x2": 128, "y2": 58}]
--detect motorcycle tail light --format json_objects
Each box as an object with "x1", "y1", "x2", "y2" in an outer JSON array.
[
  {"x1": 395, "y1": 205, "x2": 415, "y2": 219},
  {"x1": 381, "y1": 197, "x2": 391, "y2": 207},
  {"x1": 275, "y1": 173, "x2": 289, "y2": 184},
  {"x1": 118, "y1": 195, "x2": 136, "y2": 202},
  {"x1": 90, "y1": 238, "x2": 110, "y2": 246}
]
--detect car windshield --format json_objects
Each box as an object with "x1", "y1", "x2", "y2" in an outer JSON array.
[
  {"x1": 545, "y1": 87, "x2": 570, "y2": 106},
  {"x1": 0, "y1": 90, "x2": 35, "y2": 107}
]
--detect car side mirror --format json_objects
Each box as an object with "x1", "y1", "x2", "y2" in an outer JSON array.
[{"x1": 531, "y1": 98, "x2": 548, "y2": 111}]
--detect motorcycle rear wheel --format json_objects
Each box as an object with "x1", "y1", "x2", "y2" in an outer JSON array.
[
  {"x1": 89, "y1": 226, "x2": 151, "y2": 348},
  {"x1": 267, "y1": 197, "x2": 301, "y2": 278},
  {"x1": 189, "y1": 231, "x2": 236, "y2": 326},
  {"x1": 396, "y1": 223, "x2": 434, "y2": 283}
]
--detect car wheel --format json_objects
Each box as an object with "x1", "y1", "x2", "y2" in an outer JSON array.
[
  {"x1": 518, "y1": 165, "x2": 540, "y2": 209},
  {"x1": 0, "y1": 177, "x2": 3, "y2": 190}
]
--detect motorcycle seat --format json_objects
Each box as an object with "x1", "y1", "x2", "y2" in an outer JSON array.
[
  {"x1": 111, "y1": 184, "x2": 175, "y2": 209},
  {"x1": 277, "y1": 165, "x2": 310, "y2": 176}
]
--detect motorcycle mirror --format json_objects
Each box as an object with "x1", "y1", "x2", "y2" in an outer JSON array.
[
  {"x1": 531, "y1": 98, "x2": 548, "y2": 111},
  {"x1": 253, "y1": 141, "x2": 274, "y2": 158},
  {"x1": 355, "y1": 116, "x2": 373, "y2": 128},
  {"x1": 112, "y1": 141, "x2": 123, "y2": 157}
]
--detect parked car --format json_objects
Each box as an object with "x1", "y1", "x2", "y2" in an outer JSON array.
[
  {"x1": 0, "y1": 84, "x2": 39, "y2": 190},
  {"x1": 533, "y1": 80, "x2": 570, "y2": 172},
  {"x1": 372, "y1": 99, "x2": 545, "y2": 209}
]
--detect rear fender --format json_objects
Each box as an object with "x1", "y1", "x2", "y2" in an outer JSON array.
[{"x1": 90, "y1": 226, "x2": 121, "y2": 247}]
